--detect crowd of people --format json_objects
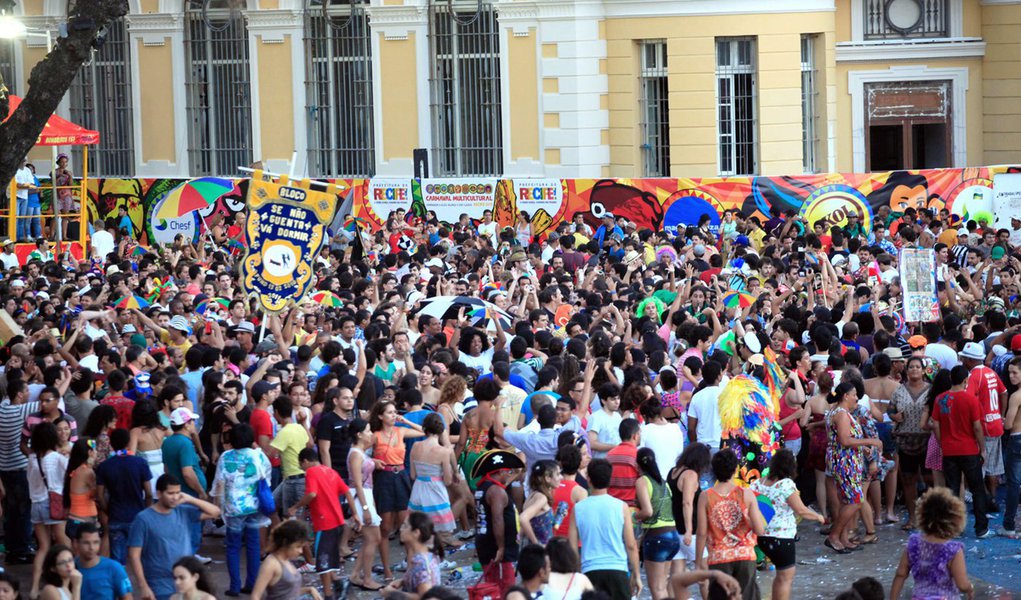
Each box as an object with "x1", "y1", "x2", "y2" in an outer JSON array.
[{"x1": 0, "y1": 197, "x2": 1016, "y2": 600}]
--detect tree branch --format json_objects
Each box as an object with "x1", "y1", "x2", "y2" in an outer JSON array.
[{"x1": 0, "y1": 0, "x2": 128, "y2": 196}]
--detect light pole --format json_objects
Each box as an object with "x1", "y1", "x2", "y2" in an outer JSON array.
[{"x1": 0, "y1": 13, "x2": 62, "y2": 245}]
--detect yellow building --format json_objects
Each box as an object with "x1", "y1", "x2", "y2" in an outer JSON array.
[{"x1": 4, "y1": 0, "x2": 1020, "y2": 178}]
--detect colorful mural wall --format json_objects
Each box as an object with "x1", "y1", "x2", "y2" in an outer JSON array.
[{"x1": 78, "y1": 167, "x2": 1021, "y2": 247}]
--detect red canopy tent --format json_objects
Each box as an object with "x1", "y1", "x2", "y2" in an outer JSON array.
[{"x1": 4, "y1": 94, "x2": 98, "y2": 251}]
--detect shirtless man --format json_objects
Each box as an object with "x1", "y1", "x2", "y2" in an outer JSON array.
[{"x1": 1001, "y1": 359, "x2": 1021, "y2": 537}]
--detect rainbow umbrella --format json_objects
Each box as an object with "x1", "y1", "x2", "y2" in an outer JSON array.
[
  {"x1": 195, "y1": 297, "x2": 230, "y2": 315},
  {"x1": 465, "y1": 304, "x2": 514, "y2": 332},
  {"x1": 343, "y1": 215, "x2": 371, "y2": 232},
  {"x1": 114, "y1": 294, "x2": 150, "y2": 310},
  {"x1": 157, "y1": 178, "x2": 237, "y2": 218},
  {"x1": 131, "y1": 246, "x2": 150, "y2": 258},
  {"x1": 309, "y1": 290, "x2": 343, "y2": 308},
  {"x1": 721, "y1": 291, "x2": 757, "y2": 309}
]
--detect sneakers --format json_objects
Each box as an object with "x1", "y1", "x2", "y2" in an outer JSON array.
[
  {"x1": 297, "y1": 562, "x2": 316, "y2": 574},
  {"x1": 976, "y1": 529, "x2": 995, "y2": 539},
  {"x1": 456, "y1": 530, "x2": 474, "y2": 541},
  {"x1": 437, "y1": 559, "x2": 457, "y2": 570},
  {"x1": 964, "y1": 490, "x2": 974, "y2": 504},
  {"x1": 194, "y1": 554, "x2": 213, "y2": 565},
  {"x1": 997, "y1": 527, "x2": 1019, "y2": 539}
]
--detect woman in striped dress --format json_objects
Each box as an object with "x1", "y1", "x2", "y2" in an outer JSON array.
[{"x1": 408, "y1": 413, "x2": 461, "y2": 547}]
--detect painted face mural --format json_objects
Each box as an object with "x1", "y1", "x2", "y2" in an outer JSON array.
[{"x1": 585, "y1": 179, "x2": 664, "y2": 231}]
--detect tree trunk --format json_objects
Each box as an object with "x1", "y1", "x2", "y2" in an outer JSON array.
[{"x1": 0, "y1": 0, "x2": 129, "y2": 200}]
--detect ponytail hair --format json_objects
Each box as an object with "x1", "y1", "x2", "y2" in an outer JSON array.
[
  {"x1": 827, "y1": 381, "x2": 856, "y2": 405},
  {"x1": 407, "y1": 510, "x2": 444, "y2": 560},
  {"x1": 636, "y1": 447, "x2": 663, "y2": 484},
  {"x1": 346, "y1": 418, "x2": 370, "y2": 444}
]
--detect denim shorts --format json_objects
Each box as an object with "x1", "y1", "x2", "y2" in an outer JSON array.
[
  {"x1": 30, "y1": 499, "x2": 62, "y2": 526},
  {"x1": 642, "y1": 529, "x2": 681, "y2": 563}
]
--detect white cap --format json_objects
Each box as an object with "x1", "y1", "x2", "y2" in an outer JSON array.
[{"x1": 169, "y1": 407, "x2": 200, "y2": 426}]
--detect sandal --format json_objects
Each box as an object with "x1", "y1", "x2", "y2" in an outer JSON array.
[
  {"x1": 349, "y1": 580, "x2": 384, "y2": 592},
  {"x1": 861, "y1": 533, "x2": 879, "y2": 544},
  {"x1": 900, "y1": 522, "x2": 915, "y2": 532},
  {"x1": 824, "y1": 539, "x2": 852, "y2": 554}
]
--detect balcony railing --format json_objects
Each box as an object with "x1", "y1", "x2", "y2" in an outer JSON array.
[{"x1": 864, "y1": 0, "x2": 947, "y2": 40}]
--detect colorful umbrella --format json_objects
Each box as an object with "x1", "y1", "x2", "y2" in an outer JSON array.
[
  {"x1": 131, "y1": 246, "x2": 151, "y2": 258},
  {"x1": 721, "y1": 291, "x2": 757, "y2": 309},
  {"x1": 114, "y1": 294, "x2": 150, "y2": 310},
  {"x1": 309, "y1": 290, "x2": 343, "y2": 308},
  {"x1": 417, "y1": 296, "x2": 513, "y2": 331},
  {"x1": 195, "y1": 297, "x2": 230, "y2": 315},
  {"x1": 153, "y1": 178, "x2": 236, "y2": 226},
  {"x1": 343, "y1": 215, "x2": 371, "y2": 232}
]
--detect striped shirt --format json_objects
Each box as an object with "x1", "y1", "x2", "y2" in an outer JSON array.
[
  {"x1": 606, "y1": 441, "x2": 639, "y2": 507},
  {"x1": 0, "y1": 400, "x2": 40, "y2": 471}
]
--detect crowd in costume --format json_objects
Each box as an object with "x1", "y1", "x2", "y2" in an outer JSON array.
[{"x1": 0, "y1": 198, "x2": 1015, "y2": 600}]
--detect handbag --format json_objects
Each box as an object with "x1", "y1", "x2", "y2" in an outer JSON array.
[
  {"x1": 256, "y1": 477, "x2": 276, "y2": 517},
  {"x1": 38, "y1": 455, "x2": 66, "y2": 521},
  {"x1": 468, "y1": 563, "x2": 503, "y2": 600}
]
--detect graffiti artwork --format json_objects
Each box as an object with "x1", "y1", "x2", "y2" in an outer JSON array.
[{"x1": 74, "y1": 166, "x2": 1020, "y2": 246}]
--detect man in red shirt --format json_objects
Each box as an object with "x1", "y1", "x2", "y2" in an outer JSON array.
[
  {"x1": 960, "y1": 342, "x2": 1006, "y2": 509},
  {"x1": 931, "y1": 365, "x2": 992, "y2": 537},
  {"x1": 289, "y1": 448, "x2": 360, "y2": 600},
  {"x1": 606, "y1": 418, "x2": 641, "y2": 508},
  {"x1": 248, "y1": 381, "x2": 281, "y2": 487}
]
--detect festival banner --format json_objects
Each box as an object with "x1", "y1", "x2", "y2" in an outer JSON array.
[
  {"x1": 899, "y1": 248, "x2": 940, "y2": 323},
  {"x1": 419, "y1": 178, "x2": 499, "y2": 223},
  {"x1": 993, "y1": 173, "x2": 1021, "y2": 230},
  {"x1": 239, "y1": 173, "x2": 340, "y2": 314},
  {"x1": 364, "y1": 179, "x2": 414, "y2": 224},
  {"x1": 511, "y1": 179, "x2": 566, "y2": 236}
]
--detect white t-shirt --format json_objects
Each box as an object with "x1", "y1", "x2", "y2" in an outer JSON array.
[
  {"x1": 688, "y1": 385, "x2": 723, "y2": 449},
  {"x1": 587, "y1": 409, "x2": 622, "y2": 459},
  {"x1": 459, "y1": 347, "x2": 495, "y2": 375},
  {"x1": 14, "y1": 166, "x2": 33, "y2": 200},
  {"x1": 0, "y1": 252, "x2": 18, "y2": 271},
  {"x1": 640, "y1": 422, "x2": 685, "y2": 478},
  {"x1": 478, "y1": 221, "x2": 498, "y2": 243},
  {"x1": 91, "y1": 230, "x2": 115, "y2": 260},
  {"x1": 925, "y1": 343, "x2": 960, "y2": 370}
]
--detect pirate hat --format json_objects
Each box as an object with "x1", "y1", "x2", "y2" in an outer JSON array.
[{"x1": 470, "y1": 449, "x2": 524, "y2": 480}]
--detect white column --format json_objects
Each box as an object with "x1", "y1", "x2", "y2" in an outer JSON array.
[
  {"x1": 534, "y1": 0, "x2": 609, "y2": 178},
  {"x1": 125, "y1": 11, "x2": 189, "y2": 177},
  {"x1": 245, "y1": 8, "x2": 306, "y2": 176},
  {"x1": 495, "y1": 0, "x2": 543, "y2": 176}
]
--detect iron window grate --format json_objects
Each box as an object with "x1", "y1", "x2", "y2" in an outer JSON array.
[
  {"x1": 70, "y1": 19, "x2": 135, "y2": 176},
  {"x1": 185, "y1": 0, "x2": 254, "y2": 177},
  {"x1": 715, "y1": 37, "x2": 757, "y2": 177},
  {"x1": 639, "y1": 40, "x2": 669, "y2": 177},
  {"x1": 429, "y1": 1, "x2": 503, "y2": 177}
]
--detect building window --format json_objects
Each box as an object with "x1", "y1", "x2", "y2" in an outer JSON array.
[
  {"x1": 715, "y1": 37, "x2": 757, "y2": 176},
  {"x1": 429, "y1": 2, "x2": 503, "y2": 177},
  {"x1": 69, "y1": 19, "x2": 134, "y2": 176},
  {"x1": 800, "y1": 34, "x2": 820, "y2": 174},
  {"x1": 863, "y1": 0, "x2": 948, "y2": 40},
  {"x1": 0, "y1": 38, "x2": 16, "y2": 96},
  {"x1": 185, "y1": 0, "x2": 253, "y2": 177},
  {"x1": 304, "y1": 0, "x2": 375, "y2": 177},
  {"x1": 639, "y1": 40, "x2": 669, "y2": 177}
]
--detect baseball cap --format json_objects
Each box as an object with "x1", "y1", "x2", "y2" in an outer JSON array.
[
  {"x1": 168, "y1": 315, "x2": 192, "y2": 333},
  {"x1": 252, "y1": 380, "x2": 280, "y2": 401},
  {"x1": 234, "y1": 321, "x2": 256, "y2": 334},
  {"x1": 130, "y1": 334, "x2": 148, "y2": 348},
  {"x1": 169, "y1": 407, "x2": 199, "y2": 426},
  {"x1": 693, "y1": 244, "x2": 706, "y2": 257},
  {"x1": 602, "y1": 212, "x2": 615, "y2": 220},
  {"x1": 1012, "y1": 334, "x2": 1021, "y2": 353},
  {"x1": 122, "y1": 324, "x2": 137, "y2": 334},
  {"x1": 106, "y1": 265, "x2": 120, "y2": 275},
  {"x1": 10, "y1": 279, "x2": 25, "y2": 288},
  {"x1": 907, "y1": 335, "x2": 928, "y2": 349},
  {"x1": 991, "y1": 246, "x2": 1006, "y2": 260}
]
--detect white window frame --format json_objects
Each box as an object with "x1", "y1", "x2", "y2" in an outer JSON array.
[
  {"x1": 639, "y1": 40, "x2": 669, "y2": 177},
  {"x1": 801, "y1": 34, "x2": 820, "y2": 174},
  {"x1": 715, "y1": 37, "x2": 757, "y2": 177}
]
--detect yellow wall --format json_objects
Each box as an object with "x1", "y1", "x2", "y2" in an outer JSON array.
[
  {"x1": 604, "y1": 12, "x2": 834, "y2": 178},
  {"x1": 136, "y1": 38, "x2": 176, "y2": 163},
  {"x1": 377, "y1": 32, "x2": 419, "y2": 162},
  {"x1": 982, "y1": 4, "x2": 1021, "y2": 165},
  {"x1": 507, "y1": 29, "x2": 539, "y2": 161},
  {"x1": 255, "y1": 35, "x2": 295, "y2": 162}
]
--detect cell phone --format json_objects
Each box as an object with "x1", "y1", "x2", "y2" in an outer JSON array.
[{"x1": 49, "y1": 328, "x2": 60, "y2": 337}]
